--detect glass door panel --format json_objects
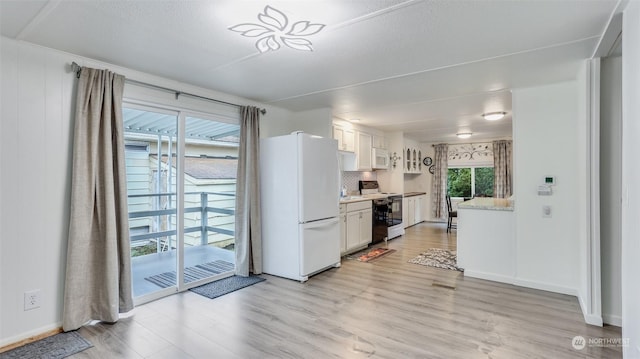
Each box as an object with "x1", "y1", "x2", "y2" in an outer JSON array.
[
  {"x1": 123, "y1": 106, "x2": 179, "y2": 298},
  {"x1": 181, "y1": 116, "x2": 239, "y2": 286}
]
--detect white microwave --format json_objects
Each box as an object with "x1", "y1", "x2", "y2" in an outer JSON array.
[{"x1": 372, "y1": 148, "x2": 389, "y2": 169}]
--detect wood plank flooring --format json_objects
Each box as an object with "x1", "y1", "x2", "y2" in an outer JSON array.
[{"x1": 72, "y1": 222, "x2": 622, "y2": 358}]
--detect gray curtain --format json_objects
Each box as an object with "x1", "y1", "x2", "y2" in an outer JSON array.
[
  {"x1": 63, "y1": 67, "x2": 133, "y2": 331},
  {"x1": 235, "y1": 106, "x2": 262, "y2": 276},
  {"x1": 493, "y1": 140, "x2": 513, "y2": 198},
  {"x1": 431, "y1": 144, "x2": 449, "y2": 219}
]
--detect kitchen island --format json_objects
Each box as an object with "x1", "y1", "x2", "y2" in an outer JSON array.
[{"x1": 457, "y1": 197, "x2": 515, "y2": 283}]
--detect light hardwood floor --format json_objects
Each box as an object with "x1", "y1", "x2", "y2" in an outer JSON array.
[{"x1": 73, "y1": 222, "x2": 622, "y2": 358}]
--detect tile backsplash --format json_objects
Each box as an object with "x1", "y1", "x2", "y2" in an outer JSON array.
[{"x1": 342, "y1": 171, "x2": 377, "y2": 195}]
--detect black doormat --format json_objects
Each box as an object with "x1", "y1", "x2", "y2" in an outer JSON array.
[
  {"x1": 144, "y1": 259, "x2": 234, "y2": 288},
  {"x1": 0, "y1": 331, "x2": 92, "y2": 359},
  {"x1": 189, "y1": 275, "x2": 265, "y2": 299}
]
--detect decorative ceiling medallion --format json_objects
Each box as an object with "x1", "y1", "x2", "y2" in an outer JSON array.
[{"x1": 229, "y1": 6, "x2": 325, "y2": 53}]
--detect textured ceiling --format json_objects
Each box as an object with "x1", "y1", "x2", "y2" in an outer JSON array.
[{"x1": 0, "y1": 0, "x2": 619, "y2": 143}]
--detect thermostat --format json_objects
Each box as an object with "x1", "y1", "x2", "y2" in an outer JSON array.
[{"x1": 544, "y1": 176, "x2": 556, "y2": 185}]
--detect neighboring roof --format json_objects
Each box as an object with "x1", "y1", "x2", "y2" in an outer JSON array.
[{"x1": 156, "y1": 155, "x2": 237, "y2": 180}]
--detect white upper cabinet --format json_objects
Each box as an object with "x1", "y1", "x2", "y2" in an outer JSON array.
[
  {"x1": 333, "y1": 125, "x2": 355, "y2": 152},
  {"x1": 372, "y1": 134, "x2": 386, "y2": 149},
  {"x1": 356, "y1": 132, "x2": 372, "y2": 171},
  {"x1": 403, "y1": 138, "x2": 423, "y2": 174}
]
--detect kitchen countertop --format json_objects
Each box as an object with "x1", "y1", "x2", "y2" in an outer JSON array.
[
  {"x1": 339, "y1": 193, "x2": 387, "y2": 204},
  {"x1": 457, "y1": 197, "x2": 514, "y2": 211},
  {"x1": 404, "y1": 192, "x2": 426, "y2": 197}
]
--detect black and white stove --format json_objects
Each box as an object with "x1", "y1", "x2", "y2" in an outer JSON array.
[{"x1": 359, "y1": 181, "x2": 405, "y2": 243}]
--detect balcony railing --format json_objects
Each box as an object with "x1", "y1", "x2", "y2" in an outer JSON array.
[{"x1": 127, "y1": 191, "x2": 235, "y2": 253}]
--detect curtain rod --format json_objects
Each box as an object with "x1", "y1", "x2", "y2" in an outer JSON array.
[{"x1": 70, "y1": 62, "x2": 266, "y2": 115}]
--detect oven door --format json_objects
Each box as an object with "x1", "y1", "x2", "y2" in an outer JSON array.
[
  {"x1": 372, "y1": 199, "x2": 389, "y2": 244},
  {"x1": 388, "y1": 195, "x2": 403, "y2": 227}
]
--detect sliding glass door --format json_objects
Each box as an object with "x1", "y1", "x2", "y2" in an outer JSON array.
[
  {"x1": 124, "y1": 106, "x2": 178, "y2": 298},
  {"x1": 180, "y1": 115, "x2": 238, "y2": 287},
  {"x1": 123, "y1": 104, "x2": 238, "y2": 301}
]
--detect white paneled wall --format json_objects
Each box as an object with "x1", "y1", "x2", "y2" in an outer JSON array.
[
  {"x1": 0, "y1": 37, "x2": 287, "y2": 346},
  {"x1": 0, "y1": 38, "x2": 75, "y2": 344}
]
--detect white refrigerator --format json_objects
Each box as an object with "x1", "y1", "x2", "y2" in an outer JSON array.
[{"x1": 260, "y1": 132, "x2": 341, "y2": 282}]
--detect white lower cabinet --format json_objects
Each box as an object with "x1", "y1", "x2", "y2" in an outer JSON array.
[
  {"x1": 341, "y1": 200, "x2": 373, "y2": 254},
  {"x1": 339, "y1": 204, "x2": 347, "y2": 253},
  {"x1": 403, "y1": 194, "x2": 426, "y2": 228}
]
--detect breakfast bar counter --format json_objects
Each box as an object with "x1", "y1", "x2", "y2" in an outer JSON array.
[
  {"x1": 457, "y1": 197, "x2": 515, "y2": 283},
  {"x1": 457, "y1": 197, "x2": 514, "y2": 211}
]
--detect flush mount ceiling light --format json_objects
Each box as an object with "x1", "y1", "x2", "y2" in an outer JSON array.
[
  {"x1": 482, "y1": 111, "x2": 507, "y2": 121},
  {"x1": 456, "y1": 132, "x2": 473, "y2": 139},
  {"x1": 229, "y1": 6, "x2": 326, "y2": 53}
]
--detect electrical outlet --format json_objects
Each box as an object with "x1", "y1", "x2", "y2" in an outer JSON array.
[
  {"x1": 24, "y1": 290, "x2": 41, "y2": 311},
  {"x1": 542, "y1": 205, "x2": 552, "y2": 218}
]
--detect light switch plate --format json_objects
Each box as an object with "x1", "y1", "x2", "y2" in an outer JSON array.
[{"x1": 542, "y1": 205, "x2": 552, "y2": 218}]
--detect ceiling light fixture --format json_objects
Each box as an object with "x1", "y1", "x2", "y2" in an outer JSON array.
[
  {"x1": 456, "y1": 132, "x2": 473, "y2": 139},
  {"x1": 350, "y1": 118, "x2": 361, "y2": 122},
  {"x1": 482, "y1": 111, "x2": 507, "y2": 121},
  {"x1": 228, "y1": 6, "x2": 326, "y2": 53}
]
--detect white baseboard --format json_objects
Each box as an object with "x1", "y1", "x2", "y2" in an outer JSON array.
[
  {"x1": 602, "y1": 313, "x2": 622, "y2": 327},
  {"x1": 462, "y1": 270, "x2": 515, "y2": 284},
  {"x1": 0, "y1": 322, "x2": 62, "y2": 348},
  {"x1": 512, "y1": 277, "x2": 578, "y2": 296},
  {"x1": 464, "y1": 270, "x2": 578, "y2": 297},
  {"x1": 577, "y1": 294, "x2": 603, "y2": 326}
]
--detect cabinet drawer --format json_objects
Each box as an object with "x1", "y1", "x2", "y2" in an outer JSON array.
[
  {"x1": 339, "y1": 204, "x2": 347, "y2": 214},
  {"x1": 346, "y1": 200, "x2": 371, "y2": 212}
]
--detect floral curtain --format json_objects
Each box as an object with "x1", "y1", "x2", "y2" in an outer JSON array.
[
  {"x1": 493, "y1": 140, "x2": 513, "y2": 198},
  {"x1": 431, "y1": 144, "x2": 449, "y2": 219}
]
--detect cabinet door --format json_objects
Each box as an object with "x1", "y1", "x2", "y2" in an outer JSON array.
[
  {"x1": 340, "y1": 213, "x2": 347, "y2": 254},
  {"x1": 413, "y1": 196, "x2": 423, "y2": 224},
  {"x1": 406, "y1": 148, "x2": 411, "y2": 171},
  {"x1": 359, "y1": 209, "x2": 373, "y2": 246},
  {"x1": 412, "y1": 149, "x2": 417, "y2": 171},
  {"x1": 333, "y1": 126, "x2": 355, "y2": 152},
  {"x1": 408, "y1": 197, "x2": 416, "y2": 226},
  {"x1": 343, "y1": 129, "x2": 355, "y2": 152},
  {"x1": 373, "y1": 135, "x2": 386, "y2": 149},
  {"x1": 332, "y1": 126, "x2": 344, "y2": 150},
  {"x1": 346, "y1": 211, "x2": 360, "y2": 250},
  {"x1": 402, "y1": 198, "x2": 409, "y2": 228},
  {"x1": 357, "y1": 132, "x2": 372, "y2": 170}
]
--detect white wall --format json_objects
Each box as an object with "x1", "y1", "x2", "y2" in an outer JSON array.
[
  {"x1": 512, "y1": 81, "x2": 583, "y2": 295},
  {"x1": 376, "y1": 131, "x2": 404, "y2": 194},
  {"x1": 621, "y1": 2, "x2": 640, "y2": 356},
  {"x1": 290, "y1": 108, "x2": 332, "y2": 138},
  {"x1": 1, "y1": 39, "x2": 75, "y2": 345},
  {"x1": 599, "y1": 56, "x2": 622, "y2": 326},
  {"x1": 0, "y1": 37, "x2": 292, "y2": 346}
]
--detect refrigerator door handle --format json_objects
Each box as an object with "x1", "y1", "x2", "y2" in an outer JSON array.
[{"x1": 304, "y1": 217, "x2": 339, "y2": 229}]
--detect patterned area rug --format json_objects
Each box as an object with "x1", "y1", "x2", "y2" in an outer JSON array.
[
  {"x1": 189, "y1": 275, "x2": 265, "y2": 299},
  {"x1": 349, "y1": 247, "x2": 396, "y2": 262},
  {"x1": 0, "y1": 331, "x2": 92, "y2": 359},
  {"x1": 408, "y1": 248, "x2": 463, "y2": 271},
  {"x1": 144, "y1": 260, "x2": 234, "y2": 288}
]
